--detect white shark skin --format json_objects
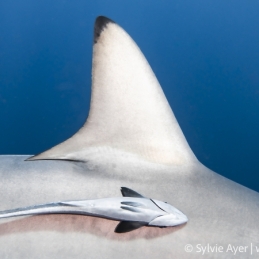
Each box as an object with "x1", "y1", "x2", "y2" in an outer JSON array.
[
  {"x1": 0, "y1": 16, "x2": 258, "y2": 258},
  {"x1": 0, "y1": 187, "x2": 188, "y2": 230}
]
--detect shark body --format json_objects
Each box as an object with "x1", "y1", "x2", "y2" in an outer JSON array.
[{"x1": 0, "y1": 16, "x2": 258, "y2": 258}]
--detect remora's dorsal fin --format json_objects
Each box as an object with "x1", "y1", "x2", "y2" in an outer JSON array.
[
  {"x1": 120, "y1": 187, "x2": 144, "y2": 198},
  {"x1": 27, "y1": 16, "x2": 197, "y2": 165}
]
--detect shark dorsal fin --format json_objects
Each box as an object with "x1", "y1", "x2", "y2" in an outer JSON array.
[
  {"x1": 27, "y1": 16, "x2": 196, "y2": 165},
  {"x1": 120, "y1": 187, "x2": 144, "y2": 198}
]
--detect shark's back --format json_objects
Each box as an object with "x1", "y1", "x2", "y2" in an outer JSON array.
[
  {"x1": 0, "y1": 16, "x2": 258, "y2": 258},
  {"x1": 0, "y1": 155, "x2": 258, "y2": 258}
]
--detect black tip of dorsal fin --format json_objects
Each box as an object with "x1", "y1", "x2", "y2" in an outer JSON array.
[
  {"x1": 120, "y1": 187, "x2": 144, "y2": 198},
  {"x1": 94, "y1": 16, "x2": 115, "y2": 43}
]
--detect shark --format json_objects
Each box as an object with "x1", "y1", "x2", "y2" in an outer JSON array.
[
  {"x1": 0, "y1": 16, "x2": 258, "y2": 258},
  {"x1": 0, "y1": 187, "x2": 188, "y2": 232}
]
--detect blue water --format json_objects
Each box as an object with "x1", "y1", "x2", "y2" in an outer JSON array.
[{"x1": 0, "y1": 0, "x2": 259, "y2": 192}]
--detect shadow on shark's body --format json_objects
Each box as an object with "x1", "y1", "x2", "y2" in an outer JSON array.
[
  {"x1": 0, "y1": 213, "x2": 185, "y2": 240},
  {"x1": 0, "y1": 16, "x2": 258, "y2": 258}
]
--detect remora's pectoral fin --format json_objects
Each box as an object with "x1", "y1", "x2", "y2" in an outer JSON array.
[
  {"x1": 120, "y1": 187, "x2": 144, "y2": 198},
  {"x1": 115, "y1": 221, "x2": 146, "y2": 233},
  {"x1": 27, "y1": 15, "x2": 197, "y2": 166}
]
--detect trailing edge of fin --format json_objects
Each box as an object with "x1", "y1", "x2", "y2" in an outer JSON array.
[{"x1": 27, "y1": 16, "x2": 197, "y2": 165}]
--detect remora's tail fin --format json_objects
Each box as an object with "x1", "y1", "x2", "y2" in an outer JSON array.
[
  {"x1": 0, "y1": 202, "x2": 68, "y2": 219},
  {"x1": 27, "y1": 16, "x2": 196, "y2": 165}
]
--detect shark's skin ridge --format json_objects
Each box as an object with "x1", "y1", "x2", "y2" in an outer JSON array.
[
  {"x1": 0, "y1": 16, "x2": 259, "y2": 258},
  {"x1": 0, "y1": 187, "x2": 188, "y2": 233}
]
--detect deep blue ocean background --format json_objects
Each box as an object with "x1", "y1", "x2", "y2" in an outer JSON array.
[{"x1": 0, "y1": 1, "x2": 259, "y2": 192}]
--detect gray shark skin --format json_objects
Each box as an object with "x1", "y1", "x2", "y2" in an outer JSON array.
[
  {"x1": 0, "y1": 187, "x2": 188, "y2": 232},
  {"x1": 0, "y1": 16, "x2": 259, "y2": 258}
]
